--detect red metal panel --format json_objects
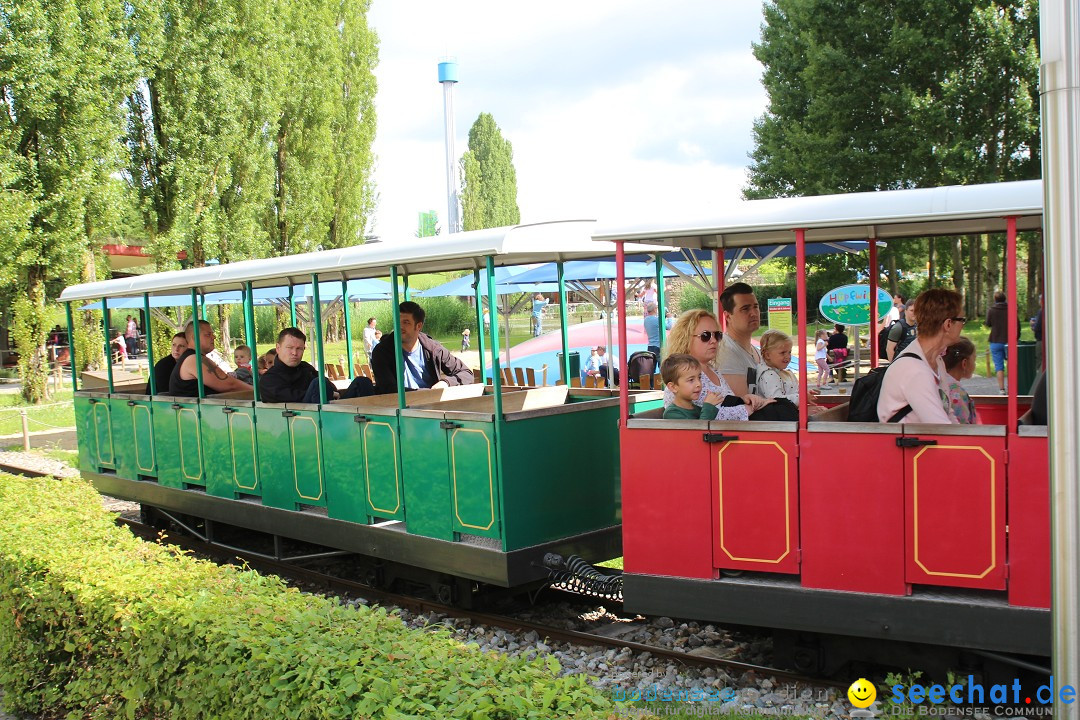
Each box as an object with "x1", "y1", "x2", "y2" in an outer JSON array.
[
  {"x1": 799, "y1": 431, "x2": 907, "y2": 594},
  {"x1": 904, "y1": 437, "x2": 1006, "y2": 589},
  {"x1": 1007, "y1": 434, "x2": 1050, "y2": 608},
  {"x1": 711, "y1": 432, "x2": 799, "y2": 574},
  {"x1": 973, "y1": 400, "x2": 1030, "y2": 426},
  {"x1": 621, "y1": 425, "x2": 713, "y2": 578}
]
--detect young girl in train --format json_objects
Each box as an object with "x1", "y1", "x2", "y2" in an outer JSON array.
[
  {"x1": 814, "y1": 328, "x2": 830, "y2": 387},
  {"x1": 943, "y1": 337, "x2": 978, "y2": 424},
  {"x1": 757, "y1": 329, "x2": 822, "y2": 414}
]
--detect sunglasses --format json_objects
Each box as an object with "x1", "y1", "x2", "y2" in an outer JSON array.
[
  {"x1": 696, "y1": 330, "x2": 721, "y2": 343},
  {"x1": 951, "y1": 317, "x2": 968, "y2": 324}
]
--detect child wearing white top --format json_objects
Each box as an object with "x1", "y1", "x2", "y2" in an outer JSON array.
[
  {"x1": 814, "y1": 329, "x2": 829, "y2": 387},
  {"x1": 757, "y1": 329, "x2": 801, "y2": 404}
]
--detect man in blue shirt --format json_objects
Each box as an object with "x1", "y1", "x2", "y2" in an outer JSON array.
[
  {"x1": 643, "y1": 301, "x2": 661, "y2": 356},
  {"x1": 531, "y1": 294, "x2": 550, "y2": 337},
  {"x1": 371, "y1": 301, "x2": 474, "y2": 394}
]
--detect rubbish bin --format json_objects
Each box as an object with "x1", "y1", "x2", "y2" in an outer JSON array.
[
  {"x1": 556, "y1": 351, "x2": 580, "y2": 385},
  {"x1": 1016, "y1": 341, "x2": 1037, "y2": 395}
]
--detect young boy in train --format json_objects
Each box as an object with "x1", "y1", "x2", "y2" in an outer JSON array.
[{"x1": 662, "y1": 354, "x2": 724, "y2": 420}]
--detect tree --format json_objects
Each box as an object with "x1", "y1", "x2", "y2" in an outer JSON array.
[
  {"x1": 746, "y1": 0, "x2": 1040, "y2": 305},
  {"x1": 1, "y1": 0, "x2": 134, "y2": 402},
  {"x1": 460, "y1": 113, "x2": 520, "y2": 231}
]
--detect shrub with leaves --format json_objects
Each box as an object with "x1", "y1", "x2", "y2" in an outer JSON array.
[{"x1": 0, "y1": 474, "x2": 615, "y2": 719}]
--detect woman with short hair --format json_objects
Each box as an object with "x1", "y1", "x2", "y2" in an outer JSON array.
[{"x1": 877, "y1": 289, "x2": 965, "y2": 423}]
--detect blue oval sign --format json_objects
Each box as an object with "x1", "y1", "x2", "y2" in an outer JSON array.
[{"x1": 819, "y1": 285, "x2": 893, "y2": 326}]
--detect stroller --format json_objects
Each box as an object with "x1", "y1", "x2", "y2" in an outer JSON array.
[{"x1": 626, "y1": 351, "x2": 659, "y2": 389}]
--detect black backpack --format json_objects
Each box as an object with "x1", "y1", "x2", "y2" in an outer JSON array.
[
  {"x1": 846, "y1": 352, "x2": 918, "y2": 422},
  {"x1": 877, "y1": 321, "x2": 896, "y2": 360}
]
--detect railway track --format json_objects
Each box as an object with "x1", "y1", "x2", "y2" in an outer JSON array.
[{"x1": 114, "y1": 514, "x2": 839, "y2": 688}]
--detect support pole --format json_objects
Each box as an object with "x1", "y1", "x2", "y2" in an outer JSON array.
[
  {"x1": 486, "y1": 257, "x2": 503, "y2": 413},
  {"x1": 616, "y1": 243, "x2": 629, "y2": 422},
  {"x1": 869, "y1": 240, "x2": 880, "y2": 368},
  {"x1": 558, "y1": 262, "x2": 570, "y2": 385},
  {"x1": 391, "y1": 267, "x2": 405, "y2": 410},
  {"x1": 474, "y1": 270, "x2": 487, "y2": 384},
  {"x1": 103, "y1": 298, "x2": 114, "y2": 393},
  {"x1": 65, "y1": 302, "x2": 78, "y2": 392},
  {"x1": 795, "y1": 229, "x2": 808, "y2": 430},
  {"x1": 1040, "y1": 0, "x2": 1080, "y2": 707},
  {"x1": 1005, "y1": 216, "x2": 1018, "y2": 429},
  {"x1": 312, "y1": 276, "x2": 327, "y2": 405},
  {"x1": 342, "y1": 279, "x2": 354, "y2": 379},
  {"x1": 143, "y1": 293, "x2": 156, "y2": 395},
  {"x1": 244, "y1": 281, "x2": 260, "y2": 400},
  {"x1": 190, "y1": 289, "x2": 204, "y2": 399}
]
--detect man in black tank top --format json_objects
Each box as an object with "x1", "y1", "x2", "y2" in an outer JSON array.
[{"x1": 169, "y1": 320, "x2": 252, "y2": 397}]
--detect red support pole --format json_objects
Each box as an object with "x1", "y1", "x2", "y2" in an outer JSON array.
[
  {"x1": 869, "y1": 239, "x2": 879, "y2": 368},
  {"x1": 1006, "y1": 216, "x2": 1018, "y2": 430},
  {"x1": 796, "y1": 229, "x2": 808, "y2": 430},
  {"x1": 616, "y1": 241, "x2": 629, "y2": 422}
]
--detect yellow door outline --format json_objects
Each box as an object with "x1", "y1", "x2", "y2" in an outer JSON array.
[
  {"x1": 229, "y1": 412, "x2": 259, "y2": 491},
  {"x1": 363, "y1": 421, "x2": 400, "y2": 515},
  {"x1": 290, "y1": 415, "x2": 324, "y2": 501},
  {"x1": 177, "y1": 407, "x2": 202, "y2": 482},
  {"x1": 450, "y1": 428, "x2": 495, "y2": 531},
  {"x1": 131, "y1": 404, "x2": 155, "y2": 473},
  {"x1": 93, "y1": 402, "x2": 114, "y2": 466},
  {"x1": 716, "y1": 440, "x2": 791, "y2": 563}
]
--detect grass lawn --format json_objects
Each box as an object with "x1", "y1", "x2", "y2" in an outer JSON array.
[{"x1": 0, "y1": 388, "x2": 76, "y2": 436}]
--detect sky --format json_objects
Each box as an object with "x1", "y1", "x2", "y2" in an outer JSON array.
[{"x1": 365, "y1": 1, "x2": 767, "y2": 239}]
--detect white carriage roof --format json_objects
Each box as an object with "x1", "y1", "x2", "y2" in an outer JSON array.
[
  {"x1": 593, "y1": 180, "x2": 1043, "y2": 249},
  {"x1": 60, "y1": 220, "x2": 661, "y2": 301}
]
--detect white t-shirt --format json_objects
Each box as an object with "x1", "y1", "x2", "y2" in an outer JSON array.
[
  {"x1": 363, "y1": 326, "x2": 377, "y2": 354},
  {"x1": 815, "y1": 338, "x2": 828, "y2": 361}
]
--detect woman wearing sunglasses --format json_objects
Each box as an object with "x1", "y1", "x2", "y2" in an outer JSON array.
[
  {"x1": 663, "y1": 310, "x2": 772, "y2": 420},
  {"x1": 876, "y1": 288, "x2": 966, "y2": 424}
]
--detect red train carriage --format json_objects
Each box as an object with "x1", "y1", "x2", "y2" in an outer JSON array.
[{"x1": 599, "y1": 180, "x2": 1050, "y2": 665}]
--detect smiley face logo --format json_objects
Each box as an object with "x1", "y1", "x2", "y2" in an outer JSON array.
[{"x1": 848, "y1": 678, "x2": 877, "y2": 708}]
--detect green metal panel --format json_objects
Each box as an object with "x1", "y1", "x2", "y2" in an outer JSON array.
[
  {"x1": 322, "y1": 410, "x2": 404, "y2": 523},
  {"x1": 256, "y1": 406, "x2": 294, "y2": 510},
  {"x1": 176, "y1": 403, "x2": 204, "y2": 486},
  {"x1": 74, "y1": 395, "x2": 97, "y2": 472},
  {"x1": 202, "y1": 405, "x2": 236, "y2": 498},
  {"x1": 109, "y1": 397, "x2": 137, "y2": 480},
  {"x1": 229, "y1": 409, "x2": 259, "y2": 494},
  {"x1": 92, "y1": 400, "x2": 115, "y2": 469},
  {"x1": 203, "y1": 404, "x2": 259, "y2": 499},
  {"x1": 399, "y1": 414, "x2": 454, "y2": 541},
  {"x1": 363, "y1": 420, "x2": 404, "y2": 520},
  {"x1": 290, "y1": 411, "x2": 325, "y2": 505},
  {"x1": 152, "y1": 400, "x2": 183, "y2": 489},
  {"x1": 448, "y1": 421, "x2": 501, "y2": 540},
  {"x1": 321, "y1": 410, "x2": 368, "y2": 523},
  {"x1": 131, "y1": 402, "x2": 157, "y2": 477},
  {"x1": 498, "y1": 403, "x2": 621, "y2": 551}
]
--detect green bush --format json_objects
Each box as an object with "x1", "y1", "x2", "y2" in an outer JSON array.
[
  {"x1": 349, "y1": 297, "x2": 477, "y2": 340},
  {"x1": 0, "y1": 474, "x2": 612, "y2": 719}
]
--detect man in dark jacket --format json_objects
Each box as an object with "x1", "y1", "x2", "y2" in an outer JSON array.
[
  {"x1": 986, "y1": 290, "x2": 1021, "y2": 395},
  {"x1": 260, "y1": 327, "x2": 372, "y2": 403},
  {"x1": 371, "y1": 301, "x2": 474, "y2": 394}
]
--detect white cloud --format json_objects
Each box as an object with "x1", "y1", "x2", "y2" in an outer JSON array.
[{"x1": 367, "y1": 1, "x2": 765, "y2": 238}]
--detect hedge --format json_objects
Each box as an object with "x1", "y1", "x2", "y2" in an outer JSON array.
[{"x1": 0, "y1": 474, "x2": 615, "y2": 719}]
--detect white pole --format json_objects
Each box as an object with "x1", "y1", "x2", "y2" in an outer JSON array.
[{"x1": 1040, "y1": 0, "x2": 1080, "y2": 712}]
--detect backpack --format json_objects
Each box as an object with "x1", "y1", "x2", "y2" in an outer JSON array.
[
  {"x1": 877, "y1": 321, "x2": 896, "y2": 360},
  {"x1": 846, "y1": 352, "x2": 919, "y2": 422}
]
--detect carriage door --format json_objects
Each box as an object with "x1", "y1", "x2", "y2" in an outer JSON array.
[
  {"x1": 900, "y1": 424, "x2": 1006, "y2": 590},
  {"x1": 710, "y1": 422, "x2": 800, "y2": 575}
]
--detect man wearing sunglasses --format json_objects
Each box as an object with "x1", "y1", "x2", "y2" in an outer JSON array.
[{"x1": 717, "y1": 282, "x2": 762, "y2": 397}]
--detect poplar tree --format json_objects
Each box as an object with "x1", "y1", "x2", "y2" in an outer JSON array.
[
  {"x1": 461, "y1": 113, "x2": 521, "y2": 231},
  {"x1": 0, "y1": 0, "x2": 134, "y2": 401}
]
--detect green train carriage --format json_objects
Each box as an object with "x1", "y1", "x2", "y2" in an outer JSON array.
[{"x1": 60, "y1": 221, "x2": 662, "y2": 597}]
